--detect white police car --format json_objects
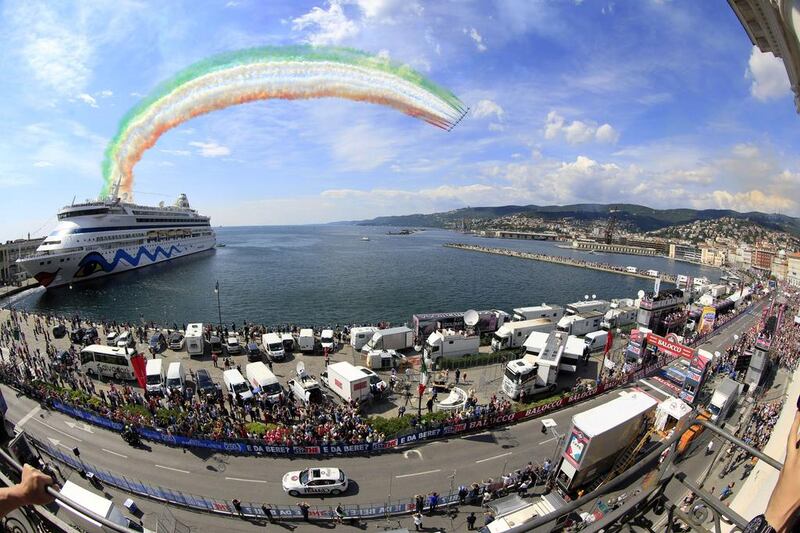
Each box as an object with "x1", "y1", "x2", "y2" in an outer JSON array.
[{"x1": 282, "y1": 467, "x2": 349, "y2": 496}]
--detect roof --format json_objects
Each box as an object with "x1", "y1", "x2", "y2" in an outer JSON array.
[
  {"x1": 572, "y1": 391, "x2": 657, "y2": 437},
  {"x1": 523, "y1": 331, "x2": 550, "y2": 350},
  {"x1": 564, "y1": 336, "x2": 585, "y2": 356},
  {"x1": 328, "y1": 361, "x2": 369, "y2": 381},
  {"x1": 309, "y1": 467, "x2": 342, "y2": 480},
  {"x1": 59, "y1": 481, "x2": 114, "y2": 516},
  {"x1": 513, "y1": 304, "x2": 561, "y2": 313},
  {"x1": 375, "y1": 326, "x2": 412, "y2": 335},
  {"x1": 299, "y1": 328, "x2": 314, "y2": 335}
]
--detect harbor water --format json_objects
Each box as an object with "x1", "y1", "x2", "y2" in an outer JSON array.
[{"x1": 4, "y1": 225, "x2": 719, "y2": 327}]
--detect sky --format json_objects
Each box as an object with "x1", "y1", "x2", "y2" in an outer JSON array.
[{"x1": 0, "y1": 0, "x2": 798, "y2": 242}]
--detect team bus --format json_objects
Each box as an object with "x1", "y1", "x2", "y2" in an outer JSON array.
[{"x1": 80, "y1": 344, "x2": 137, "y2": 380}]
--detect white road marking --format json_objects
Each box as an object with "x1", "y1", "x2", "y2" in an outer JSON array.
[
  {"x1": 15, "y1": 405, "x2": 40, "y2": 429},
  {"x1": 538, "y1": 437, "x2": 557, "y2": 445},
  {"x1": 395, "y1": 469, "x2": 441, "y2": 479},
  {"x1": 33, "y1": 419, "x2": 82, "y2": 442},
  {"x1": 155, "y1": 464, "x2": 190, "y2": 474},
  {"x1": 638, "y1": 378, "x2": 672, "y2": 399},
  {"x1": 64, "y1": 421, "x2": 94, "y2": 433},
  {"x1": 226, "y1": 476, "x2": 267, "y2": 484},
  {"x1": 102, "y1": 449, "x2": 128, "y2": 459},
  {"x1": 403, "y1": 449, "x2": 423, "y2": 460},
  {"x1": 475, "y1": 452, "x2": 512, "y2": 464},
  {"x1": 47, "y1": 437, "x2": 71, "y2": 450}
]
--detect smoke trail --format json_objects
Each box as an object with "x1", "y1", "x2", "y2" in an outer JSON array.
[{"x1": 102, "y1": 46, "x2": 466, "y2": 198}]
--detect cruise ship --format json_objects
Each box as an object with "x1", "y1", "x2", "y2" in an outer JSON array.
[{"x1": 17, "y1": 193, "x2": 216, "y2": 289}]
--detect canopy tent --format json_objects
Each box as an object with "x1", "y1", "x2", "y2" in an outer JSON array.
[{"x1": 654, "y1": 396, "x2": 692, "y2": 432}]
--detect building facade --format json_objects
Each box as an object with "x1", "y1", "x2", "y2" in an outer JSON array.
[
  {"x1": 0, "y1": 238, "x2": 44, "y2": 284},
  {"x1": 788, "y1": 252, "x2": 800, "y2": 287},
  {"x1": 752, "y1": 245, "x2": 776, "y2": 272},
  {"x1": 669, "y1": 243, "x2": 702, "y2": 263}
]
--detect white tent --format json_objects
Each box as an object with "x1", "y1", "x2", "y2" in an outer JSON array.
[{"x1": 654, "y1": 396, "x2": 692, "y2": 432}]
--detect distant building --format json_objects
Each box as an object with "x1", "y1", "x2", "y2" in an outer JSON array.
[
  {"x1": 700, "y1": 245, "x2": 726, "y2": 267},
  {"x1": 752, "y1": 245, "x2": 776, "y2": 272},
  {"x1": 669, "y1": 243, "x2": 702, "y2": 263},
  {"x1": 636, "y1": 288, "x2": 687, "y2": 336},
  {"x1": 727, "y1": 244, "x2": 753, "y2": 269},
  {"x1": 787, "y1": 252, "x2": 800, "y2": 287},
  {"x1": 728, "y1": 0, "x2": 800, "y2": 112},
  {"x1": 621, "y1": 237, "x2": 670, "y2": 255},
  {"x1": 0, "y1": 237, "x2": 44, "y2": 284},
  {"x1": 772, "y1": 250, "x2": 789, "y2": 281}
]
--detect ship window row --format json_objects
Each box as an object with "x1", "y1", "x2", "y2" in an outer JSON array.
[
  {"x1": 132, "y1": 210, "x2": 190, "y2": 217},
  {"x1": 135, "y1": 218, "x2": 208, "y2": 224},
  {"x1": 57, "y1": 208, "x2": 109, "y2": 220}
]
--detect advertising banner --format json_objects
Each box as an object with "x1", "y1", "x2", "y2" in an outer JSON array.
[
  {"x1": 697, "y1": 306, "x2": 716, "y2": 335},
  {"x1": 564, "y1": 428, "x2": 589, "y2": 467},
  {"x1": 646, "y1": 333, "x2": 695, "y2": 360}
]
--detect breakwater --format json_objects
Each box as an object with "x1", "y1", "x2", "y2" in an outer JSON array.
[{"x1": 444, "y1": 243, "x2": 679, "y2": 283}]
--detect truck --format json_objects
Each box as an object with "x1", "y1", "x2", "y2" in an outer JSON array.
[
  {"x1": 298, "y1": 328, "x2": 315, "y2": 353},
  {"x1": 556, "y1": 390, "x2": 658, "y2": 492},
  {"x1": 288, "y1": 362, "x2": 324, "y2": 404},
  {"x1": 565, "y1": 299, "x2": 610, "y2": 316},
  {"x1": 58, "y1": 481, "x2": 130, "y2": 533},
  {"x1": 502, "y1": 331, "x2": 570, "y2": 400},
  {"x1": 708, "y1": 377, "x2": 740, "y2": 423},
  {"x1": 185, "y1": 323, "x2": 204, "y2": 357},
  {"x1": 600, "y1": 305, "x2": 638, "y2": 330},
  {"x1": 322, "y1": 361, "x2": 371, "y2": 403},
  {"x1": 362, "y1": 326, "x2": 414, "y2": 353},
  {"x1": 556, "y1": 311, "x2": 604, "y2": 336},
  {"x1": 511, "y1": 304, "x2": 564, "y2": 322},
  {"x1": 411, "y1": 309, "x2": 510, "y2": 339},
  {"x1": 583, "y1": 330, "x2": 608, "y2": 352},
  {"x1": 423, "y1": 329, "x2": 480, "y2": 367},
  {"x1": 491, "y1": 318, "x2": 556, "y2": 352},
  {"x1": 350, "y1": 326, "x2": 378, "y2": 351}
]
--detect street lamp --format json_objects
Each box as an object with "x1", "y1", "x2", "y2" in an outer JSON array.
[{"x1": 214, "y1": 280, "x2": 222, "y2": 332}]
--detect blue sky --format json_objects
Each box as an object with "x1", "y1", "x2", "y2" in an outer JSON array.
[{"x1": 0, "y1": 0, "x2": 798, "y2": 242}]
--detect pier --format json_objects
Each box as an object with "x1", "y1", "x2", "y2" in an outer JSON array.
[{"x1": 444, "y1": 243, "x2": 678, "y2": 283}]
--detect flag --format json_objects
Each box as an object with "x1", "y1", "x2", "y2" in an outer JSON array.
[
  {"x1": 130, "y1": 353, "x2": 147, "y2": 389},
  {"x1": 603, "y1": 329, "x2": 614, "y2": 356}
]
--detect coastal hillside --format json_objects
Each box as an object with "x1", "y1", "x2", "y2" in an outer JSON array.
[{"x1": 349, "y1": 203, "x2": 800, "y2": 238}]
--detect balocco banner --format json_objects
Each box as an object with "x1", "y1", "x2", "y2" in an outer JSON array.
[{"x1": 646, "y1": 332, "x2": 695, "y2": 360}]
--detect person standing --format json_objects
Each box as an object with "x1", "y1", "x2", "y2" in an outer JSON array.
[
  {"x1": 232, "y1": 498, "x2": 243, "y2": 517},
  {"x1": 414, "y1": 494, "x2": 424, "y2": 514},
  {"x1": 298, "y1": 501, "x2": 310, "y2": 521},
  {"x1": 413, "y1": 512, "x2": 423, "y2": 531},
  {"x1": 455, "y1": 368, "x2": 461, "y2": 384},
  {"x1": 466, "y1": 511, "x2": 477, "y2": 530},
  {"x1": 334, "y1": 503, "x2": 345, "y2": 524},
  {"x1": 261, "y1": 504, "x2": 273, "y2": 522}
]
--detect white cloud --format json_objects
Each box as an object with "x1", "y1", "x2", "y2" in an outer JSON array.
[
  {"x1": 472, "y1": 99, "x2": 504, "y2": 120},
  {"x1": 544, "y1": 111, "x2": 619, "y2": 144},
  {"x1": 746, "y1": 46, "x2": 791, "y2": 101},
  {"x1": 706, "y1": 189, "x2": 794, "y2": 213},
  {"x1": 595, "y1": 123, "x2": 620, "y2": 143},
  {"x1": 159, "y1": 149, "x2": 191, "y2": 156},
  {"x1": 130, "y1": 92, "x2": 145, "y2": 98},
  {"x1": 189, "y1": 141, "x2": 231, "y2": 158},
  {"x1": 353, "y1": 0, "x2": 422, "y2": 21},
  {"x1": 33, "y1": 161, "x2": 53, "y2": 167},
  {"x1": 76, "y1": 93, "x2": 98, "y2": 108},
  {"x1": 97, "y1": 89, "x2": 113, "y2": 98},
  {"x1": 225, "y1": 1, "x2": 241, "y2": 7},
  {"x1": 292, "y1": 1, "x2": 359, "y2": 46},
  {"x1": 329, "y1": 123, "x2": 400, "y2": 171},
  {"x1": 464, "y1": 27, "x2": 487, "y2": 52}
]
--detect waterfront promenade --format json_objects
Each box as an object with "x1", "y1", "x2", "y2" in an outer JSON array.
[{"x1": 445, "y1": 242, "x2": 679, "y2": 283}]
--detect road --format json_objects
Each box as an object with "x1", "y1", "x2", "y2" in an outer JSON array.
[{"x1": 2, "y1": 298, "x2": 767, "y2": 512}]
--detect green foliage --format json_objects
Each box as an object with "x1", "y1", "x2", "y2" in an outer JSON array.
[
  {"x1": 122, "y1": 404, "x2": 151, "y2": 419},
  {"x1": 513, "y1": 393, "x2": 561, "y2": 413},
  {"x1": 367, "y1": 415, "x2": 412, "y2": 436},
  {"x1": 245, "y1": 422, "x2": 268, "y2": 435},
  {"x1": 155, "y1": 407, "x2": 186, "y2": 426},
  {"x1": 436, "y1": 350, "x2": 515, "y2": 370}
]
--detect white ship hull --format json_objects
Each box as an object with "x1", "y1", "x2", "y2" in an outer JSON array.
[{"x1": 18, "y1": 236, "x2": 216, "y2": 289}]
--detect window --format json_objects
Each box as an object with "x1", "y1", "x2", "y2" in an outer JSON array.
[{"x1": 81, "y1": 351, "x2": 94, "y2": 365}]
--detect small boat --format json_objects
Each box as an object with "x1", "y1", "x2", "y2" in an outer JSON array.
[
  {"x1": 361, "y1": 236, "x2": 370, "y2": 241},
  {"x1": 216, "y1": 243, "x2": 226, "y2": 248}
]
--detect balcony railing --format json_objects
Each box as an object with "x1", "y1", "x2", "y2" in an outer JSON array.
[{"x1": 511, "y1": 418, "x2": 781, "y2": 532}]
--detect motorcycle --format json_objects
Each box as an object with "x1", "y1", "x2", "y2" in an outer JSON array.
[{"x1": 121, "y1": 428, "x2": 141, "y2": 447}]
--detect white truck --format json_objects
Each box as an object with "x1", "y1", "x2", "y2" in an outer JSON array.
[
  {"x1": 511, "y1": 304, "x2": 564, "y2": 322},
  {"x1": 320, "y1": 329, "x2": 336, "y2": 351},
  {"x1": 423, "y1": 329, "x2": 480, "y2": 367},
  {"x1": 185, "y1": 323, "x2": 204, "y2": 357},
  {"x1": 322, "y1": 361, "x2": 371, "y2": 403},
  {"x1": 601, "y1": 304, "x2": 638, "y2": 330},
  {"x1": 262, "y1": 332, "x2": 285, "y2": 361},
  {"x1": 362, "y1": 326, "x2": 414, "y2": 353},
  {"x1": 708, "y1": 377, "x2": 740, "y2": 423},
  {"x1": 491, "y1": 318, "x2": 556, "y2": 352},
  {"x1": 556, "y1": 391, "x2": 657, "y2": 492},
  {"x1": 583, "y1": 330, "x2": 609, "y2": 352},
  {"x1": 565, "y1": 299, "x2": 610, "y2": 316},
  {"x1": 145, "y1": 358, "x2": 165, "y2": 396},
  {"x1": 350, "y1": 326, "x2": 378, "y2": 351},
  {"x1": 502, "y1": 331, "x2": 570, "y2": 400},
  {"x1": 288, "y1": 362, "x2": 324, "y2": 404},
  {"x1": 58, "y1": 481, "x2": 130, "y2": 533},
  {"x1": 298, "y1": 328, "x2": 315, "y2": 353},
  {"x1": 556, "y1": 311, "x2": 604, "y2": 336}
]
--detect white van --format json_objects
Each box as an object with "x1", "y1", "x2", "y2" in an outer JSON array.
[
  {"x1": 298, "y1": 329, "x2": 315, "y2": 353},
  {"x1": 320, "y1": 329, "x2": 335, "y2": 351},
  {"x1": 350, "y1": 326, "x2": 378, "y2": 351},
  {"x1": 625, "y1": 266, "x2": 638, "y2": 273},
  {"x1": 145, "y1": 359, "x2": 165, "y2": 396},
  {"x1": 262, "y1": 333, "x2": 285, "y2": 361},
  {"x1": 584, "y1": 330, "x2": 609, "y2": 352},
  {"x1": 223, "y1": 368, "x2": 253, "y2": 402},
  {"x1": 165, "y1": 362, "x2": 186, "y2": 395},
  {"x1": 280, "y1": 333, "x2": 295, "y2": 353},
  {"x1": 246, "y1": 362, "x2": 283, "y2": 403}
]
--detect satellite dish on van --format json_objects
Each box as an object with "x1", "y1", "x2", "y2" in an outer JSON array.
[
  {"x1": 584, "y1": 295, "x2": 589, "y2": 300},
  {"x1": 464, "y1": 309, "x2": 479, "y2": 327},
  {"x1": 592, "y1": 294, "x2": 596, "y2": 300},
  {"x1": 637, "y1": 290, "x2": 645, "y2": 299},
  {"x1": 296, "y1": 361, "x2": 305, "y2": 375}
]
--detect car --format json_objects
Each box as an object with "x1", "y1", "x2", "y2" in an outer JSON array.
[
  {"x1": 195, "y1": 369, "x2": 220, "y2": 399},
  {"x1": 81, "y1": 327, "x2": 99, "y2": 346},
  {"x1": 246, "y1": 342, "x2": 262, "y2": 362},
  {"x1": 116, "y1": 331, "x2": 135, "y2": 349},
  {"x1": 168, "y1": 332, "x2": 185, "y2": 350},
  {"x1": 282, "y1": 468, "x2": 349, "y2": 497},
  {"x1": 355, "y1": 366, "x2": 387, "y2": 392},
  {"x1": 106, "y1": 331, "x2": 119, "y2": 344},
  {"x1": 55, "y1": 350, "x2": 74, "y2": 368},
  {"x1": 225, "y1": 335, "x2": 242, "y2": 355},
  {"x1": 52, "y1": 324, "x2": 67, "y2": 339},
  {"x1": 209, "y1": 336, "x2": 223, "y2": 356},
  {"x1": 149, "y1": 332, "x2": 167, "y2": 354}
]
